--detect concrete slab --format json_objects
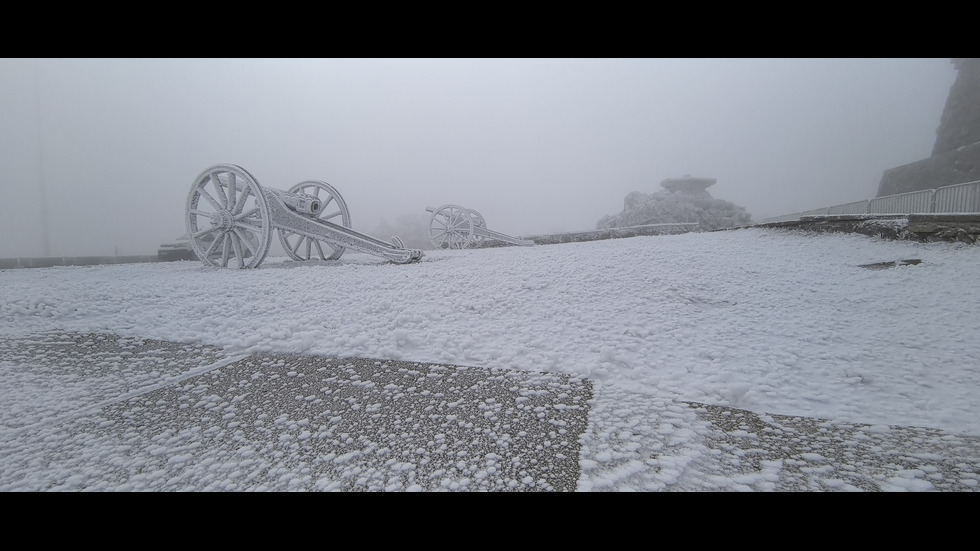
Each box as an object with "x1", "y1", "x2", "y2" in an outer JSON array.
[{"x1": 0, "y1": 331, "x2": 590, "y2": 491}]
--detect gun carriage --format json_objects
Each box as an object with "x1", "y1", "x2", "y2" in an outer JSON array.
[
  {"x1": 185, "y1": 164, "x2": 423, "y2": 268},
  {"x1": 426, "y1": 204, "x2": 535, "y2": 250}
]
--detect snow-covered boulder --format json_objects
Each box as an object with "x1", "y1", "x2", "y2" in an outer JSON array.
[{"x1": 597, "y1": 175, "x2": 753, "y2": 232}]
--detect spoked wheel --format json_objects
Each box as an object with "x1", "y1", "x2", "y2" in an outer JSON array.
[
  {"x1": 427, "y1": 204, "x2": 475, "y2": 249},
  {"x1": 468, "y1": 208, "x2": 487, "y2": 246},
  {"x1": 277, "y1": 180, "x2": 351, "y2": 261},
  {"x1": 185, "y1": 164, "x2": 272, "y2": 269}
]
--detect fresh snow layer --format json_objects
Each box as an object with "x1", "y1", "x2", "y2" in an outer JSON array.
[{"x1": 3, "y1": 228, "x2": 978, "y2": 438}]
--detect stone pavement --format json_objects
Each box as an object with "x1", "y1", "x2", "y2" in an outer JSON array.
[{"x1": 1, "y1": 331, "x2": 978, "y2": 491}]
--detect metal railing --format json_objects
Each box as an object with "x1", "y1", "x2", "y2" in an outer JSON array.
[
  {"x1": 867, "y1": 189, "x2": 935, "y2": 214},
  {"x1": 934, "y1": 180, "x2": 980, "y2": 213},
  {"x1": 760, "y1": 180, "x2": 980, "y2": 223}
]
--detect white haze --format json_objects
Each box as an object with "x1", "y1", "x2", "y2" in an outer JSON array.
[{"x1": 0, "y1": 58, "x2": 958, "y2": 258}]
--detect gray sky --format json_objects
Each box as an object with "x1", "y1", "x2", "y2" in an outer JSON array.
[{"x1": 0, "y1": 58, "x2": 958, "y2": 257}]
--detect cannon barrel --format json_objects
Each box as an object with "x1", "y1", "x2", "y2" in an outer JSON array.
[{"x1": 267, "y1": 188, "x2": 321, "y2": 215}]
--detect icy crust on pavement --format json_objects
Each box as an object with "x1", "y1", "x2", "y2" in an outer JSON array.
[
  {"x1": 0, "y1": 331, "x2": 231, "y2": 431},
  {"x1": 0, "y1": 342, "x2": 591, "y2": 492},
  {"x1": 580, "y1": 381, "x2": 980, "y2": 492},
  {"x1": 684, "y1": 404, "x2": 980, "y2": 492},
  {"x1": 1, "y1": 331, "x2": 979, "y2": 491}
]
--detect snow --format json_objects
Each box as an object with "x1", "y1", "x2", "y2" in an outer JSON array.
[{"x1": 2, "y1": 227, "x2": 979, "y2": 491}]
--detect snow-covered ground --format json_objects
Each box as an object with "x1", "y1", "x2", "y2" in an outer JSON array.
[{"x1": 2, "y1": 227, "x2": 979, "y2": 491}]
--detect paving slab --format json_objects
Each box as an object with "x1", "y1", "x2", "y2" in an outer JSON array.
[{"x1": 0, "y1": 331, "x2": 590, "y2": 491}]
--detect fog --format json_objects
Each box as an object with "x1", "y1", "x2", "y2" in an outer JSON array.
[{"x1": 0, "y1": 58, "x2": 957, "y2": 257}]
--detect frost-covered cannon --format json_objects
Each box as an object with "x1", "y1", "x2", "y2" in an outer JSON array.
[
  {"x1": 426, "y1": 204, "x2": 535, "y2": 249},
  {"x1": 185, "y1": 164, "x2": 423, "y2": 268}
]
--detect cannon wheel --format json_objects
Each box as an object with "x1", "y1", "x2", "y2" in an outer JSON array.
[
  {"x1": 428, "y1": 204, "x2": 475, "y2": 249},
  {"x1": 185, "y1": 164, "x2": 272, "y2": 269},
  {"x1": 278, "y1": 180, "x2": 351, "y2": 261},
  {"x1": 468, "y1": 208, "x2": 486, "y2": 246}
]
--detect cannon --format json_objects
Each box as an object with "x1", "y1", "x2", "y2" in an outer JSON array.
[
  {"x1": 426, "y1": 204, "x2": 535, "y2": 249},
  {"x1": 185, "y1": 164, "x2": 424, "y2": 268}
]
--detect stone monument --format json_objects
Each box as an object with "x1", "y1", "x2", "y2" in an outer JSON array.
[{"x1": 596, "y1": 175, "x2": 752, "y2": 231}]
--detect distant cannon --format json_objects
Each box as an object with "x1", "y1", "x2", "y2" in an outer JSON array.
[
  {"x1": 185, "y1": 164, "x2": 423, "y2": 268},
  {"x1": 426, "y1": 204, "x2": 535, "y2": 249}
]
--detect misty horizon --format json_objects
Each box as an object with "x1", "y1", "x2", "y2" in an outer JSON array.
[{"x1": 0, "y1": 58, "x2": 958, "y2": 257}]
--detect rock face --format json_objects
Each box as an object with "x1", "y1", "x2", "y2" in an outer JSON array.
[
  {"x1": 933, "y1": 58, "x2": 980, "y2": 157},
  {"x1": 596, "y1": 176, "x2": 753, "y2": 232},
  {"x1": 877, "y1": 58, "x2": 980, "y2": 197}
]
